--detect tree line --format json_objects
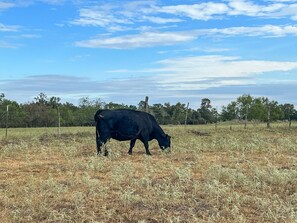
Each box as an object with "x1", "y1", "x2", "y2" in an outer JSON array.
[{"x1": 0, "y1": 93, "x2": 296, "y2": 128}]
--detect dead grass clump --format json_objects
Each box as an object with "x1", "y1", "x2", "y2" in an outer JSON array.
[{"x1": 189, "y1": 130, "x2": 210, "y2": 136}]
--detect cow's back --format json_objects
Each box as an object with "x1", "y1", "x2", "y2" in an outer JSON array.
[{"x1": 96, "y1": 109, "x2": 154, "y2": 139}]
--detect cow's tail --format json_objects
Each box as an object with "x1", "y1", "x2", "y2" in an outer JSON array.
[{"x1": 94, "y1": 110, "x2": 104, "y2": 122}]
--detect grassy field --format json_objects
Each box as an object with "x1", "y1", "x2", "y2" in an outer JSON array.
[{"x1": 0, "y1": 123, "x2": 297, "y2": 222}]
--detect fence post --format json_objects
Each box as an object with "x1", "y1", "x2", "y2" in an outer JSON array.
[
  {"x1": 144, "y1": 96, "x2": 149, "y2": 113},
  {"x1": 244, "y1": 106, "x2": 248, "y2": 129},
  {"x1": 267, "y1": 105, "x2": 271, "y2": 128},
  {"x1": 215, "y1": 106, "x2": 218, "y2": 130},
  {"x1": 184, "y1": 102, "x2": 189, "y2": 126},
  {"x1": 58, "y1": 107, "x2": 61, "y2": 137},
  {"x1": 6, "y1": 105, "x2": 9, "y2": 139}
]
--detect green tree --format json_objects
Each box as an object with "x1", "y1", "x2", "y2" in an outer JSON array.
[
  {"x1": 59, "y1": 102, "x2": 78, "y2": 126},
  {"x1": 171, "y1": 102, "x2": 187, "y2": 124},
  {"x1": 0, "y1": 93, "x2": 5, "y2": 103},
  {"x1": 0, "y1": 94, "x2": 26, "y2": 128},
  {"x1": 23, "y1": 103, "x2": 53, "y2": 127},
  {"x1": 138, "y1": 100, "x2": 147, "y2": 112},
  {"x1": 249, "y1": 97, "x2": 266, "y2": 121},
  {"x1": 150, "y1": 103, "x2": 169, "y2": 125},
  {"x1": 280, "y1": 103, "x2": 295, "y2": 128},
  {"x1": 48, "y1": 96, "x2": 61, "y2": 109},
  {"x1": 237, "y1": 94, "x2": 253, "y2": 128},
  {"x1": 34, "y1": 92, "x2": 48, "y2": 105},
  {"x1": 198, "y1": 98, "x2": 215, "y2": 124},
  {"x1": 221, "y1": 101, "x2": 238, "y2": 121},
  {"x1": 105, "y1": 102, "x2": 130, "y2": 110}
]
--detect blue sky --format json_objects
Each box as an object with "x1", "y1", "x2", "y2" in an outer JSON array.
[{"x1": 1, "y1": 0, "x2": 297, "y2": 109}]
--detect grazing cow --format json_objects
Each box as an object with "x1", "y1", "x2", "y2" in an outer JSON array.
[{"x1": 94, "y1": 109, "x2": 171, "y2": 156}]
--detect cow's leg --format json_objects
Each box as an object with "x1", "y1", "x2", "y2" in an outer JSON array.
[
  {"x1": 140, "y1": 134, "x2": 151, "y2": 156},
  {"x1": 104, "y1": 144, "x2": 109, "y2": 156},
  {"x1": 97, "y1": 141, "x2": 103, "y2": 155},
  {"x1": 96, "y1": 120, "x2": 111, "y2": 156},
  {"x1": 128, "y1": 139, "x2": 136, "y2": 155},
  {"x1": 96, "y1": 129, "x2": 103, "y2": 155},
  {"x1": 143, "y1": 141, "x2": 151, "y2": 156},
  {"x1": 97, "y1": 133, "x2": 110, "y2": 157}
]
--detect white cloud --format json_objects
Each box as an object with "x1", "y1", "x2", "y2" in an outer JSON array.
[
  {"x1": 141, "y1": 16, "x2": 183, "y2": 24},
  {"x1": 71, "y1": 6, "x2": 132, "y2": 28},
  {"x1": 152, "y1": 55, "x2": 297, "y2": 90},
  {"x1": 0, "y1": 2, "x2": 15, "y2": 9},
  {"x1": 200, "y1": 25, "x2": 297, "y2": 37},
  {"x1": 75, "y1": 31, "x2": 197, "y2": 49},
  {"x1": 270, "y1": 3, "x2": 297, "y2": 19},
  {"x1": 92, "y1": 55, "x2": 297, "y2": 93},
  {"x1": 0, "y1": 23, "x2": 19, "y2": 32},
  {"x1": 66, "y1": 0, "x2": 297, "y2": 47},
  {"x1": 160, "y1": 0, "x2": 297, "y2": 21},
  {"x1": 75, "y1": 24, "x2": 297, "y2": 49},
  {"x1": 70, "y1": 2, "x2": 183, "y2": 32},
  {"x1": 106, "y1": 69, "x2": 130, "y2": 73},
  {"x1": 154, "y1": 0, "x2": 297, "y2": 20},
  {"x1": 157, "y1": 47, "x2": 230, "y2": 55},
  {"x1": 228, "y1": 0, "x2": 266, "y2": 16},
  {"x1": 0, "y1": 40, "x2": 20, "y2": 48},
  {"x1": 8, "y1": 34, "x2": 41, "y2": 39},
  {"x1": 158, "y1": 2, "x2": 229, "y2": 20}
]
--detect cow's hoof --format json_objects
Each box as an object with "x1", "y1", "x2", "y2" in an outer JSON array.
[
  {"x1": 146, "y1": 153, "x2": 152, "y2": 156},
  {"x1": 128, "y1": 152, "x2": 132, "y2": 155},
  {"x1": 104, "y1": 151, "x2": 109, "y2": 156}
]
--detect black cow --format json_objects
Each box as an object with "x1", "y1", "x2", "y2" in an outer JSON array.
[{"x1": 94, "y1": 109, "x2": 171, "y2": 156}]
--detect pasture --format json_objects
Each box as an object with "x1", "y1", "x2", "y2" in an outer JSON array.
[{"x1": 0, "y1": 124, "x2": 297, "y2": 222}]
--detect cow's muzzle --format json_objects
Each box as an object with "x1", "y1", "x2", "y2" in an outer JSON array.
[{"x1": 162, "y1": 146, "x2": 171, "y2": 153}]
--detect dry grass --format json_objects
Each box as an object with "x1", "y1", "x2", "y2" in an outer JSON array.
[{"x1": 0, "y1": 124, "x2": 297, "y2": 222}]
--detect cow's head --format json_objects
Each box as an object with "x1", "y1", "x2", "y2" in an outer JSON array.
[{"x1": 159, "y1": 134, "x2": 171, "y2": 150}]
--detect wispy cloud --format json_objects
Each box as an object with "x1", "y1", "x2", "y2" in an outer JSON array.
[
  {"x1": 199, "y1": 25, "x2": 297, "y2": 37},
  {"x1": 226, "y1": 0, "x2": 284, "y2": 17},
  {"x1": 156, "y1": 0, "x2": 297, "y2": 20},
  {"x1": 0, "y1": 23, "x2": 19, "y2": 32},
  {"x1": 67, "y1": 0, "x2": 297, "y2": 54},
  {"x1": 75, "y1": 24, "x2": 297, "y2": 49},
  {"x1": 0, "y1": 2, "x2": 15, "y2": 10},
  {"x1": 141, "y1": 16, "x2": 183, "y2": 24},
  {"x1": 157, "y1": 47, "x2": 230, "y2": 55},
  {"x1": 0, "y1": 40, "x2": 20, "y2": 48},
  {"x1": 0, "y1": 74, "x2": 163, "y2": 105},
  {"x1": 7, "y1": 34, "x2": 41, "y2": 39},
  {"x1": 0, "y1": 75, "x2": 96, "y2": 94},
  {"x1": 152, "y1": 55, "x2": 297, "y2": 89},
  {"x1": 69, "y1": 2, "x2": 184, "y2": 30},
  {"x1": 75, "y1": 31, "x2": 197, "y2": 49},
  {"x1": 69, "y1": 0, "x2": 297, "y2": 34},
  {"x1": 95, "y1": 55, "x2": 297, "y2": 92},
  {"x1": 2, "y1": 70, "x2": 297, "y2": 108},
  {"x1": 71, "y1": 6, "x2": 132, "y2": 29},
  {"x1": 157, "y1": 2, "x2": 229, "y2": 20}
]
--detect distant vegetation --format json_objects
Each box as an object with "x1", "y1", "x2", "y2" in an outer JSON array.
[{"x1": 0, "y1": 92, "x2": 296, "y2": 128}]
